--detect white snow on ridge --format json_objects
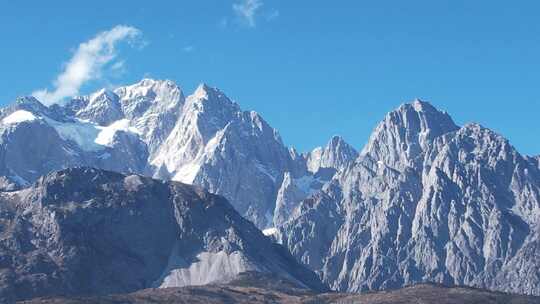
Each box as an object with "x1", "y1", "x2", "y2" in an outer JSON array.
[
  {"x1": 2, "y1": 110, "x2": 37, "y2": 124},
  {"x1": 95, "y1": 119, "x2": 141, "y2": 146},
  {"x1": 262, "y1": 227, "x2": 278, "y2": 236},
  {"x1": 42, "y1": 117, "x2": 142, "y2": 152}
]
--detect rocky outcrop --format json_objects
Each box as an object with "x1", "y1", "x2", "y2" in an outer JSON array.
[{"x1": 0, "y1": 168, "x2": 326, "y2": 302}]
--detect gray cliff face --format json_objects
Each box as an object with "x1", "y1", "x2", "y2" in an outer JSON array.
[
  {"x1": 0, "y1": 168, "x2": 326, "y2": 303},
  {"x1": 0, "y1": 80, "x2": 350, "y2": 229},
  {"x1": 278, "y1": 101, "x2": 540, "y2": 296}
]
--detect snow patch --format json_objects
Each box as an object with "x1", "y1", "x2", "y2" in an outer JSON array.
[
  {"x1": 172, "y1": 162, "x2": 201, "y2": 184},
  {"x1": 41, "y1": 117, "x2": 142, "y2": 152},
  {"x1": 263, "y1": 227, "x2": 278, "y2": 236},
  {"x1": 2, "y1": 110, "x2": 37, "y2": 124},
  {"x1": 95, "y1": 119, "x2": 141, "y2": 147}
]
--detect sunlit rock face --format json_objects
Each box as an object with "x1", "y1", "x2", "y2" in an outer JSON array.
[{"x1": 278, "y1": 101, "x2": 540, "y2": 296}]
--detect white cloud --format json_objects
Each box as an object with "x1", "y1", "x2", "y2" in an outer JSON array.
[
  {"x1": 183, "y1": 45, "x2": 195, "y2": 53},
  {"x1": 233, "y1": 0, "x2": 263, "y2": 27},
  {"x1": 33, "y1": 25, "x2": 142, "y2": 105}
]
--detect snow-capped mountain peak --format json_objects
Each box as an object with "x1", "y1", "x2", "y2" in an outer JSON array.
[
  {"x1": 187, "y1": 83, "x2": 240, "y2": 113},
  {"x1": 192, "y1": 83, "x2": 214, "y2": 100},
  {"x1": 11, "y1": 96, "x2": 50, "y2": 115},
  {"x1": 77, "y1": 88, "x2": 123, "y2": 126},
  {"x1": 115, "y1": 78, "x2": 181, "y2": 100}
]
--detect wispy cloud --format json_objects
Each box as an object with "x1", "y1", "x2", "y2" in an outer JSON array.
[
  {"x1": 33, "y1": 25, "x2": 143, "y2": 105},
  {"x1": 233, "y1": 0, "x2": 263, "y2": 27}
]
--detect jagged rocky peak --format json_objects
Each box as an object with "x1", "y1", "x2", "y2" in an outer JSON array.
[
  {"x1": 192, "y1": 82, "x2": 221, "y2": 99},
  {"x1": 148, "y1": 81, "x2": 294, "y2": 228},
  {"x1": 174, "y1": 83, "x2": 241, "y2": 142},
  {"x1": 273, "y1": 136, "x2": 355, "y2": 228},
  {"x1": 187, "y1": 83, "x2": 241, "y2": 115},
  {"x1": 75, "y1": 88, "x2": 123, "y2": 125},
  {"x1": 306, "y1": 135, "x2": 358, "y2": 173},
  {"x1": 14, "y1": 96, "x2": 47, "y2": 108},
  {"x1": 4, "y1": 96, "x2": 48, "y2": 117},
  {"x1": 115, "y1": 78, "x2": 183, "y2": 101},
  {"x1": 113, "y1": 78, "x2": 184, "y2": 120},
  {"x1": 278, "y1": 102, "x2": 540, "y2": 295},
  {"x1": 2, "y1": 96, "x2": 69, "y2": 124},
  {"x1": 361, "y1": 99, "x2": 459, "y2": 171}
]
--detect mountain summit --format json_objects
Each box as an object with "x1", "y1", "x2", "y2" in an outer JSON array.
[{"x1": 278, "y1": 101, "x2": 540, "y2": 296}]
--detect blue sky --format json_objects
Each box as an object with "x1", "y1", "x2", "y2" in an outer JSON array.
[{"x1": 1, "y1": 1, "x2": 539, "y2": 155}]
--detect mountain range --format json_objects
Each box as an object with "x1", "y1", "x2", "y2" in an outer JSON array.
[
  {"x1": 0, "y1": 79, "x2": 355, "y2": 229},
  {"x1": 0, "y1": 79, "x2": 539, "y2": 300}
]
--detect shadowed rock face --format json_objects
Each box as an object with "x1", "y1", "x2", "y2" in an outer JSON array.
[
  {"x1": 17, "y1": 273, "x2": 540, "y2": 304},
  {"x1": 278, "y1": 101, "x2": 540, "y2": 296},
  {"x1": 0, "y1": 168, "x2": 326, "y2": 303}
]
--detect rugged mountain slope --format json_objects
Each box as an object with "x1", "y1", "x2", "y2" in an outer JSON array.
[
  {"x1": 273, "y1": 136, "x2": 357, "y2": 227},
  {"x1": 149, "y1": 84, "x2": 296, "y2": 227},
  {"x1": 0, "y1": 168, "x2": 326, "y2": 303},
  {"x1": 0, "y1": 79, "x2": 355, "y2": 228},
  {"x1": 3, "y1": 81, "x2": 539, "y2": 297},
  {"x1": 277, "y1": 101, "x2": 540, "y2": 295},
  {"x1": 20, "y1": 273, "x2": 540, "y2": 304}
]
